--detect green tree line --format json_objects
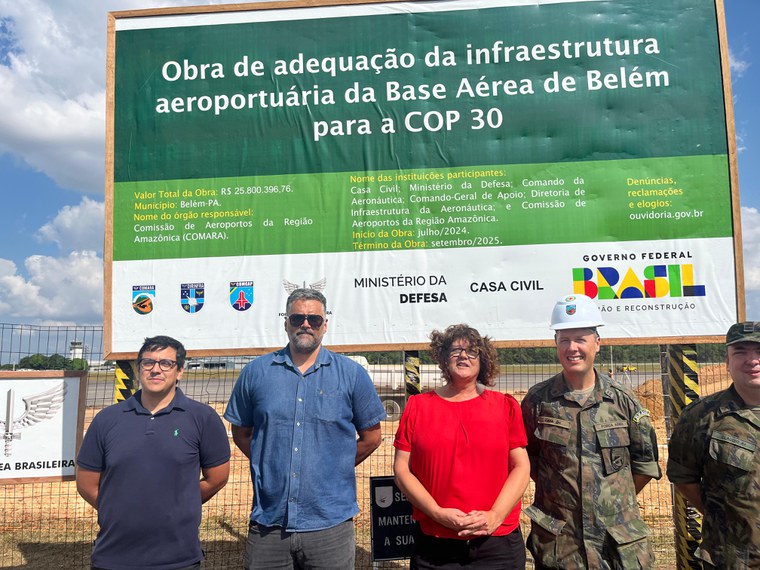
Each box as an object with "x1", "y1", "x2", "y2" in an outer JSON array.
[
  {"x1": 0, "y1": 353, "x2": 89, "y2": 371},
  {"x1": 0, "y1": 344, "x2": 725, "y2": 371},
  {"x1": 361, "y1": 344, "x2": 726, "y2": 366}
]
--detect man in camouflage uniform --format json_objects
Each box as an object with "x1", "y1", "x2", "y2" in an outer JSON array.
[
  {"x1": 667, "y1": 321, "x2": 760, "y2": 568},
  {"x1": 521, "y1": 295, "x2": 661, "y2": 569}
]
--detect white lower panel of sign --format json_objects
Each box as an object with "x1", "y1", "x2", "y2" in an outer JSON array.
[{"x1": 109, "y1": 236, "x2": 738, "y2": 353}]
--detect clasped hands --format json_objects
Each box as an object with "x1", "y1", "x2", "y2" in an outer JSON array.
[{"x1": 434, "y1": 507, "x2": 501, "y2": 537}]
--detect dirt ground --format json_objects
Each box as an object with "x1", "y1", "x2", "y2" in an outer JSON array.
[{"x1": 0, "y1": 367, "x2": 732, "y2": 569}]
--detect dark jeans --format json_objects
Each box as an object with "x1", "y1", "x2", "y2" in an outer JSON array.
[{"x1": 411, "y1": 526, "x2": 526, "y2": 569}]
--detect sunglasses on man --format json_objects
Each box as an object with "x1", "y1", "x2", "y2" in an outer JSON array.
[{"x1": 287, "y1": 314, "x2": 325, "y2": 328}]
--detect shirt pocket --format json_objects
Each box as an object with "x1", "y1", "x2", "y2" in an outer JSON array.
[
  {"x1": 605, "y1": 518, "x2": 654, "y2": 569},
  {"x1": 708, "y1": 430, "x2": 756, "y2": 495},
  {"x1": 535, "y1": 416, "x2": 572, "y2": 472},
  {"x1": 524, "y1": 504, "x2": 569, "y2": 568},
  {"x1": 595, "y1": 421, "x2": 631, "y2": 475},
  {"x1": 536, "y1": 416, "x2": 572, "y2": 446},
  {"x1": 313, "y1": 377, "x2": 348, "y2": 422}
]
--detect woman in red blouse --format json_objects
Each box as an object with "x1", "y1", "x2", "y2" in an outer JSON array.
[{"x1": 394, "y1": 324, "x2": 530, "y2": 569}]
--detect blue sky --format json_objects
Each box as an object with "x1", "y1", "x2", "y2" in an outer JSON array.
[{"x1": 0, "y1": 0, "x2": 757, "y2": 326}]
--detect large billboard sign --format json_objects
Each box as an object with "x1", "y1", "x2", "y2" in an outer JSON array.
[{"x1": 106, "y1": 0, "x2": 741, "y2": 356}]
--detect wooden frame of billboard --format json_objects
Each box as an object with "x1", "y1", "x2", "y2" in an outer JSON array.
[{"x1": 104, "y1": 0, "x2": 743, "y2": 359}]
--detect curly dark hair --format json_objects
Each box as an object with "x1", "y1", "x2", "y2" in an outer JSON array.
[{"x1": 429, "y1": 324, "x2": 498, "y2": 386}]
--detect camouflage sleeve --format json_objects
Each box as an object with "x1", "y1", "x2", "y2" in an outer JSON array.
[
  {"x1": 626, "y1": 393, "x2": 662, "y2": 480},
  {"x1": 666, "y1": 404, "x2": 704, "y2": 484},
  {"x1": 520, "y1": 388, "x2": 540, "y2": 480}
]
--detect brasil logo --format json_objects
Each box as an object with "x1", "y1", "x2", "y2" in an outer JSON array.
[{"x1": 573, "y1": 263, "x2": 706, "y2": 299}]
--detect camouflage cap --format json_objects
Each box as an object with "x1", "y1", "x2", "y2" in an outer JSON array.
[{"x1": 726, "y1": 322, "x2": 760, "y2": 346}]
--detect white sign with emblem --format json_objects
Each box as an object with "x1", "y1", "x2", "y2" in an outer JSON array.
[{"x1": 0, "y1": 371, "x2": 86, "y2": 483}]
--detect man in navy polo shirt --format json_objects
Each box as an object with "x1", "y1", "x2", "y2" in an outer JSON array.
[
  {"x1": 76, "y1": 335, "x2": 230, "y2": 570},
  {"x1": 225, "y1": 288, "x2": 386, "y2": 570}
]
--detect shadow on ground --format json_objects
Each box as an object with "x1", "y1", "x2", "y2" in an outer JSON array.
[
  {"x1": 10, "y1": 539, "x2": 246, "y2": 570},
  {"x1": 10, "y1": 542, "x2": 396, "y2": 569}
]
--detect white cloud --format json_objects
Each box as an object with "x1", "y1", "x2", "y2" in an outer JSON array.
[
  {"x1": 729, "y1": 49, "x2": 750, "y2": 80},
  {"x1": 0, "y1": 251, "x2": 103, "y2": 324},
  {"x1": 746, "y1": 291, "x2": 760, "y2": 322},
  {"x1": 36, "y1": 196, "x2": 104, "y2": 252},
  {"x1": 728, "y1": 48, "x2": 750, "y2": 155},
  {"x1": 0, "y1": 1, "x2": 105, "y2": 193},
  {"x1": 0, "y1": 0, "x2": 266, "y2": 326},
  {"x1": 0, "y1": 0, "x2": 255, "y2": 194},
  {"x1": 735, "y1": 130, "x2": 746, "y2": 155},
  {"x1": 0, "y1": 196, "x2": 105, "y2": 325}
]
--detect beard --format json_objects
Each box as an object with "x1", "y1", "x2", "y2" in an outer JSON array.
[{"x1": 291, "y1": 330, "x2": 320, "y2": 353}]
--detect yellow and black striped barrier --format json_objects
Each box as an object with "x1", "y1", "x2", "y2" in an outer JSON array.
[
  {"x1": 666, "y1": 344, "x2": 702, "y2": 570},
  {"x1": 404, "y1": 351, "x2": 421, "y2": 396},
  {"x1": 114, "y1": 360, "x2": 137, "y2": 403}
]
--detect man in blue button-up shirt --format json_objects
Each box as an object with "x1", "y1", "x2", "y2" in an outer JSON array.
[{"x1": 225, "y1": 288, "x2": 386, "y2": 570}]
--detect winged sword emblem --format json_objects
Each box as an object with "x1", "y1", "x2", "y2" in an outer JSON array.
[
  {"x1": 1, "y1": 383, "x2": 67, "y2": 457},
  {"x1": 282, "y1": 278, "x2": 327, "y2": 294}
]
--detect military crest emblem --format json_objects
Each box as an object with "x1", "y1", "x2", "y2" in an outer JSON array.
[
  {"x1": 132, "y1": 285, "x2": 155, "y2": 315},
  {"x1": 283, "y1": 278, "x2": 327, "y2": 294},
  {"x1": 230, "y1": 281, "x2": 254, "y2": 312},
  {"x1": 181, "y1": 283, "x2": 205, "y2": 313},
  {"x1": 374, "y1": 486, "x2": 394, "y2": 508}
]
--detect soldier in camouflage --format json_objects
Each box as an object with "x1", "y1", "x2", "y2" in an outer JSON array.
[
  {"x1": 521, "y1": 295, "x2": 661, "y2": 569},
  {"x1": 667, "y1": 321, "x2": 760, "y2": 568}
]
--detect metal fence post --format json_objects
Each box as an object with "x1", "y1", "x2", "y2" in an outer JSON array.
[{"x1": 664, "y1": 344, "x2": 702, "y2": 569}]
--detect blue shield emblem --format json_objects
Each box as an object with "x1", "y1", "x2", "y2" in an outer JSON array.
[
  {"x1": 181, "y1": 283, "x2": 205, "y2": 313},
  {"x1": 132, "y1": 285, "x2": 155, "y2": 315},
  {"x1": 230, "y1": 281, "x2": 254, "y2": 311}
]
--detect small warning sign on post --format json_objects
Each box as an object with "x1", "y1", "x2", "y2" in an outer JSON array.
[{"x1": 370, "y1": 475, "x2": 416, "y2": 561}]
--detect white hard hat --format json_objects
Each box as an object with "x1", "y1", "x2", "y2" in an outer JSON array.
[{"x1": 550, "y1": 294, "x2": 605, "y2": 330}]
